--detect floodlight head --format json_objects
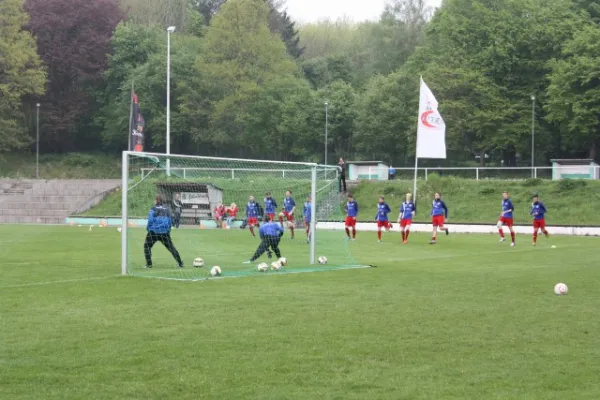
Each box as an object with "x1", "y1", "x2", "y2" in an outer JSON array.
[
  {"x1": 324, "y1": 101, "x2": 328, "y2": 106},
  {"x1": 167, "y1": 26, "x2": 176, "y2": 33},
  {"x1": 531, "y1": 95, "x2": 535, "y2": 101},
  {"x1": 36, "y1": 103, "x2": 40, "y2": 107}
]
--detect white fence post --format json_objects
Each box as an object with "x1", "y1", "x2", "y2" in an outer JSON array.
[
  {"x1": 534, "y1": 168, "x2": 537, "y2": 178},
  {"x1": 283, "y1": 170, "x2": 285, "y2": 179},
  {"x1": 231, "y1": 169, "x2": 235, "y2": 179},
  {"x1": 476, "y1": 168, "x2": 479, "y2": 180},
  {"x1": 425, "y1": 168, "x2": 428, "y2": 181}
]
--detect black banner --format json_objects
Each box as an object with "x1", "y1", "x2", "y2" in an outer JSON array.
[{"x1": 130, "y1": 93, "x2": 145, "y2": 152}]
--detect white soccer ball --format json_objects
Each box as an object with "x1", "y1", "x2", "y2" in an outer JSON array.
[
  {"x1": 210, "y1": 266, "x2": 222, "y2": 277},
  {"x1": 117, "y1": 227, "x2": 122, "y2": 233},
  {"x1": 193, "y1": 257, "x2": 205, "y2": 268},
  {"x1": 554, "y1": 283, "x2": 568, "y2": 295},
  {"x1": 271, "y1": 261, "x2": 282, "y2": 271},
  {"x1": 278, "y1": 257, "x2": 288, "y2": 266},
  {"x1": 257, "y1": 263, "x2": 269, "y2": 272},
  {"x1": 318, "y1": 256, "x2": 328, "y2": 264}
]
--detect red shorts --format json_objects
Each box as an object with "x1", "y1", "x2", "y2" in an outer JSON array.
[
  {"x1": 533, "y1": 219, "x2": 546, "y2": 230},
  {"x1": 400, "y1": 219, "x2": 412, "y2": 228},
  {"x1": 432, "y1": 215, "x2": 445, "y2": 227},
  {"x1": 345, "y1": 216, "x2": 357, "y2": 227},
  {"x1": 282, "y1": 211, "x2": 294, "y2": 222},
  {"x1": 377, "y1": 220, "x2": 391, "y2": 230},
  {"x1": 499, "y1": 217, "x2": 513, "y2": 227},
  {"x1": 247, "y1": 217, "x2": 258, "y2": 226},
  {"x1": 265, "y1": 213, "x2": 275, "y2": 221}
]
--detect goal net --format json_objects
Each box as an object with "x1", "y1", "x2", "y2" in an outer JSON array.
[{"x1": 121, "y1": 152, "x2": 362, "y2": 280}]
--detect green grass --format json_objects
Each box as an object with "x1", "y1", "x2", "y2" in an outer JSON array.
[
  {"x1": 1, "y1": 225, "x2": 600, "y2": 399},
  {"x1": 0, "y1": 153, "x2": 121, "y2": 179},
  {"x1": 351, "y1": 176, "x2": 600, "y2": 225}
]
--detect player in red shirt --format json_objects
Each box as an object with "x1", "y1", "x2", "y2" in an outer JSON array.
[
  {"x1": 344, "y1": 193, "x2": 359, "y2": 240},
  {"x1": 226, "y1": 202, "x2": 238, "y2": 229},
  {"x1": 213, "y1": 202, "x2": 226, "y2": 228}
]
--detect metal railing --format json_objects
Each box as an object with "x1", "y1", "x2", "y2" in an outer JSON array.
[
  {"x1": 139, "y1": 167, "x2": 339, "y2": 181},
  {"x1": 366, "y1": 166, "x2": 600, "y2": 180}
]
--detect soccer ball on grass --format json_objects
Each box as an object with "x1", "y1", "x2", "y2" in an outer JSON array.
[
  {"x1": 318, "y1": 256, "x2": 328, "y2": 264},
  {"x1": 193, "y1": 258, "x2": 205, "y2": 268},
  {"x1": 210, "y1": 266, "x2": 222, "y2": 277},
  {"x1": 271, "y1": 261, "x2": 282, "y2": 271},
  {"x1": 257, "y1": 263, "x2": 269, "y2": 272},
  {"x1": 278, "y1": 257, "x2": 287, "y2": 266},
  {"x1": 554, "y1": 283, "x2": 568, "y2": 295}
]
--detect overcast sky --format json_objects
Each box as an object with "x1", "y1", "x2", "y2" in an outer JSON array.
[{"x1": 285, "y1": 0, "x2": 443, "y2": 23}]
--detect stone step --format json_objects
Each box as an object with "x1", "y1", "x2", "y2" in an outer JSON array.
[
  {"x1": 0, "y1": 215, "x2": 63, "y2": 224},
  {"x1": 0, "y1": 208, "x2": 71, "y2": 217},
  {"x1": 0, "y1": 202, "x2": 82, "y2": 210}
]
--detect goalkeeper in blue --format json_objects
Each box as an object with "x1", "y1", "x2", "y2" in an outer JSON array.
[
  {"x1": 144, "y1": 196, "x2": 183, "y2": 268},
  {"x1": 243, "y1": 221, "x2": 284, "y2": 263}
]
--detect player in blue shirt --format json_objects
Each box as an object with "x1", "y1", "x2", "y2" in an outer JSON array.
[
  {"x1": 497, "y1": 191, "x2": 516, "y2": 246},
  {"x1": 245, "y1": 195, "x2": 260, "y2": 237},
  {"x1": 397, "y1": 193, "x2": 416, "y2": 244},
  {"x1": 530, "y1": 194, "x2": 549, "y2": 246},
  {"x1": 430, "y1": 192, "x2": 449, "y2": 244},
  {"x1": 375, "y1": 195, "x2": 392, "y2": 242},
  {"x1": 144, "y1": 195, "x2": 183, "y2": 268},
  {"x1": 303, "y1": 195, "x2": 312, "y2": 243},
  {"x1": 264, "y1": 192, "x2": 278, "y2": 222},
  {"x1": 243, "y1": 221, "x2": 284, "y2": 263},
  {"x1": 344, "y1": 193, "x2": 359, "y2": 240},
  {"x1": 279, "y1": 190, "x2": 296, "y2": 239}
]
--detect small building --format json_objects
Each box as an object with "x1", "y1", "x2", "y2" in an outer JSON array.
[
  {"x1": 347, "y1": 161, "x2": 390, "y2": 181},
  {"x1": 551, "y1": 159, "x2": 600, "y2": 180},
  {"x1": 155, "y1": 182, "x2": 223, "y2": 224}
]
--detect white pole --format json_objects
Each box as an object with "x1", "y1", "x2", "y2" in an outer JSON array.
[
  {"x1": 324, "y1": 101, "x2": 328, "y2": 165},
  {"x1": 412, "y1": 156, "x2": 419, "y2": 204},
  {"x1": 36, "y1": 103, "x2": 40, "y2": 179},
  {"x1": 166, "y1": 26, "x2": 176, "y2": 176},
  {"x1": 309, "y1": 165, "x2": 317, "y2": 265},
  {"x1": 531, "y1": 95, "x2": 535, "y2": 178},
  {"x1": 121, "y1": 151, "x2": 129, "y2": 276}
]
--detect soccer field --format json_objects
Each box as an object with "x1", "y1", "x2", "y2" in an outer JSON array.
[{"x1": 1, "y1": 225, "x2": 599, "y2": 399}]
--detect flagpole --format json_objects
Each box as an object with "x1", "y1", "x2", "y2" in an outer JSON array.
[
  {"x1": 413, "y1": 156, "x2": 419, "y2": 204},
  {"x1": 127, "y1": 81, "x2": 134, "y2": 151}
]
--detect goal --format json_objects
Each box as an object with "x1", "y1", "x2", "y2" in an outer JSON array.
[{"x1": 121, "y1": 151, "x2": 361, "y2": 280}]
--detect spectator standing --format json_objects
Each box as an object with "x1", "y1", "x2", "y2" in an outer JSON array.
[
  {"x1": 338, "y1": 157, "x2": 347, "y2": 192},
  {"x1": 172, "y1": 193, "x2": 183, "y2": 228}
]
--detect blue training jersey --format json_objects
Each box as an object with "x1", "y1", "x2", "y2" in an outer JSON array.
[
  {"x1": 431, "y1": 199, "x2": 448, "y2": 217},
  {"x1": 259, "y1": 222, "x2": 284, "y2": 238},
  {"x1": 303, "y1": 202, "x2": 312, "y2": 222},
  {"x1": 246, "y1": 201, "x2": 259, "y2": 217},
  {"x1": 264, "y1": 197, "x2": 277, "y2": 214},
  {"x1": 502, "y1": 199, "x2": 514, "y2": 219},
  {"x1": 400, "y1": 201, "x2": 416, "y2": 220},
  {"x1": 530, "y1": 201, "x2": 547, "y2": 220},
  {"x1": 345, "y1": 200, "x2": 359, "y2": 217},
  {"x1": 147, "y1": 205, "x2": 172, "y2": 234},
  {"x1": 375, "y1": 202, "x2": 391, "y2": 221},
  {"x1": 283, "y1": 197, "x2": 296, "y2": 213}
]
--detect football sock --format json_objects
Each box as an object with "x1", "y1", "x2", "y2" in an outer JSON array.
[
  {"x1": 345, "y1": 227, "x2": 350, "y2": 237},
  {"x1": 249, "y1": 227, "x2": 255, "y2": 236},
  {"x1": 510, "y1": 232, "x2": 515, "y2": 243},
  {"x1": 377, "y1": 231, "x2": 382, "y2": 240},
  {"x1": 499, "y1": 229, "x2": 505, "y2": 238},
  {"x1": 406, "y1": 230, "x2": 410, "y2": 240},
  {"x1": 290, "y1": 227, "x2": 295, "y2": 238},
  {"x1": 352, "y1": 228, "x2": 356, "y2": 238},
  {"x1": 401, "y1": 231, "x2": 406, "y2": 241},
  {"x1": 533, "y1": 232, "x2": 538, "y2": 243}
]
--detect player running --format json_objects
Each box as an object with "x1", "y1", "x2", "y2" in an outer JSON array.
[
  {"x1": 280, "y1": 190, "x2": 296, "y2": 239},
  {"x1": 530, "y1": 194, "x2": 549, "y2": 246},
  {"x1": 375, "y1": 195, "x2": 392, "y2": 242},
  {"x1": 398, "y1": 193, "x2": 416, "y2": 244},
  {"x1": 245, "y1": 195, "x2": 260, "y2": 237},
  {"x1": 430, "y1": 192, "x2": 449, "y2": 244},
  {"x1": 345, "y1": 193, "x2": 359, "y2": 240},
  {"x1": 303, "y1": 195, "x2": 312, "y2": 243},
  {"x1": 264, "y1": 192, "x2": 278, "y2": 222},
  {"x1": 498, "y1": 191, "x2": 516, "y2": 246}
]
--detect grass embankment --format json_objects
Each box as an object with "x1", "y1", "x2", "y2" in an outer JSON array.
[
  {"x1": 84, "y1": 175, "x2": 600, "y2": 226},
  {"x1": 0, "y1": 153, "x2": 120, "y2": 179},
  {"x1": 351, "y1": 176, "x2": 600, "y2": 225}
]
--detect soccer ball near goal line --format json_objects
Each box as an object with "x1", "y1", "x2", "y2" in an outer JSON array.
[
  {"x1": 210, "y1": 266, "x2": 222, "y2": 277},
  {"x1": 318, "y1": 256, "x2": 327, "y2": 265},
  {"x1": 193, "y1": 258, "x2": 204, "y2": 268}
]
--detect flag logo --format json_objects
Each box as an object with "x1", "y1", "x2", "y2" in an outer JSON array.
[{"x1": 416, "y1": 78, "x2": 446, "y2": 159}]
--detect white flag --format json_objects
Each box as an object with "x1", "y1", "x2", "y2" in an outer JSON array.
[{"x1": 416, "y1": 77, "x2": 446, "y2": 159}]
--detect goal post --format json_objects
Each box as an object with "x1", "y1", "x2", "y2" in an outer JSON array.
[{"x1": 120, "y1": 151, "x2": 359, "y2": 280}]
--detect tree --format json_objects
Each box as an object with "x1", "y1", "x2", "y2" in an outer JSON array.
[
  {"x1": 181, "y1": 0, "x2": 300, "y2": 156},
  {"x1": 546, "y1": 23, "x2": 600, "y2": 160},
  {"x1": 317, "y1": 81, "x2": 358, "y2": 161},
  {"x1": 25, "y1": 0, "x2": 123, "y2": 152},
  {"x1": 0, "y1": 0, "x2": 46, "y2": 152}
]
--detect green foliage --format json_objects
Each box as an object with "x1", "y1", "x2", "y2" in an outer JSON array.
[
  {"x1": 523, "y1": 178, "x2": 544, "y2": 187},
  {"x1": 0, "y1": 0, "x2": 46, "y2": 152},
  {"x1": 555, "y1": 178, "x2": 587, "y2": 193},
  {"x1": 0, "y1": 153, "x2": 120, "y2": 178}
]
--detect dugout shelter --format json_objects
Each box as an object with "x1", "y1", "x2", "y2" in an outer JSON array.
[
  {"x1": 551, "y1": 159, "x2": 599, "y2": 180},
  {"x1": 155, "y1": 182, "x2": 223, "y2": 224}
]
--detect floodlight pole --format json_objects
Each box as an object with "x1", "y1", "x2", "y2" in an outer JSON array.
[
  {"x1": 531, "y1": 95, "x2": 535, "y2": 178},
  {"x1": 324, "y1": 101, "x2": 328, "y2": 165},
  {"x1": 166, "y1": 26, "x2": 176, "y2": 176},
  {"x1": 36, "y1": 103, "x2": 40, "y2": 179}
]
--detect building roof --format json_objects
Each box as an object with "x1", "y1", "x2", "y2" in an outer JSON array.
[
  {"x1": 347, "y1": 161, "x2": 388, "y2": 165},
  {"x1": 551, "y1": 159, "x2": 596, "y2": 165}
]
